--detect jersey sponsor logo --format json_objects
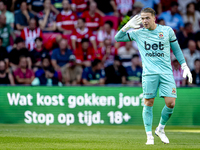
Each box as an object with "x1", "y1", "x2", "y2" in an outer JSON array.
[
  {"x1": 159, "y1": 32, "x2": 164, "y2": 39},
  {"x1": 144, "y1": 41, "x2": 164, "y2": 50},
  {"x1": 144, "y1": 41, "x2": 164, "y2": 57},
  {"x1": 145, "y1": 52, "x2": 164, "y2": 57}
]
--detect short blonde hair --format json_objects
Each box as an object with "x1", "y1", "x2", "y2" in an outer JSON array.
[{"x1": 141, "y1": 8, "x2": 156, "y2": 16}]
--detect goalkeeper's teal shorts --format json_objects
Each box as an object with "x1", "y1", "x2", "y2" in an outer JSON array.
[{"x1": 142, "y1": 74, "x2": 177, "y2": 99}]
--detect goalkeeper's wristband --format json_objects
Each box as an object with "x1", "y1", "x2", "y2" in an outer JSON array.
[
  {"x1": 181, "y1": 63, "x2": 187, "y2": 70},
  {"x1": 121, "y1": 24, "x2": 130, "y2": 32}
]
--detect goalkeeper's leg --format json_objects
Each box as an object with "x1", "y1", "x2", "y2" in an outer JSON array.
[
  {"x1": 155, "y1": 97, "x2": 176, "y2": 144},
  {"x1": 143, "y1": 98, "x2": 154, "y2": 145}
]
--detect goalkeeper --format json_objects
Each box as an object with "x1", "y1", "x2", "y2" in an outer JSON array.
[{"x1": 115, "y1": 8, "x2": 192, "y2": 145}]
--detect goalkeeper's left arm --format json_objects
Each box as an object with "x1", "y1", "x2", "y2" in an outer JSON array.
[
  {"x1": 169, "y1": 27, "x2": 193, "y2": 83},
  {"x1": 115, "y1": 15, "x2": 141, "y2": 42},
  {"x1": 170, "y1": 40, "x2": 193, "y2": 83}
]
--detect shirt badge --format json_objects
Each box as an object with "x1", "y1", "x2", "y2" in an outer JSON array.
[
  {"x1": 172, "y1": 88, "x2": 176, "y2": 95},
  {"x1": 159, "y1": 32, "x2": 164, "y2": 39}
]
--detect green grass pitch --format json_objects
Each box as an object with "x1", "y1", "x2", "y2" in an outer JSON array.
[{"x1": 0, "y1": 124, "x2": 200, "y2": 150}]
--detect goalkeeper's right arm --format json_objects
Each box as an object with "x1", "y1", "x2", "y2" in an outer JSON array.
[
  {"x1": 115, "y1": 30, "x2": 131, "y2": 42},
  {"x1": 115, "y1": 15, "x2": 141, "y2": 42}
]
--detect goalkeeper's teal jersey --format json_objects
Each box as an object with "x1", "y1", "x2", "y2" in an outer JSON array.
[{"x1": 127, "y1": 24, "x2": 184, "y2": 75}]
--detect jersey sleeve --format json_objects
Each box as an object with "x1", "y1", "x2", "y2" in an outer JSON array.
[
  {"x1": 97, "y1": 30, "x2": 103, "y2": 42},
  {"x1": 169, "y1": 27, "x2": 186, "y2": 65},
  {"x1": 115, "y1": 30, "x2": 131, "y2": 42},
  {"x1": 56, "y1": 13, "x2": 62, "y2": 26},
  {"x1": 71, "y1": 30, "x2": 77, "y2": 40},
  {"x1": 21, "y1": 29, "x2": 25, "y2": 40},
  {"x1": 10, "y1": 13, "x2": 14, "y2": 23},
  {"x1": 127, "y1": 29, "x2": 138, "y2": 41},
  {"x1": 89, "y1": 31, "x2": 96, "y2": 41},
  {"x1": 115, "y1": 28, "x2": 138, "y2": 42},
  {"x1": 168, "y1": 27, "x2": 177, "y2": 42}
]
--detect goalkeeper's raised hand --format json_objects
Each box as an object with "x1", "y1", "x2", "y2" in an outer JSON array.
[
  {"x1": 121, "y1": 15, "x2": 142, "y2": 32},
  {"x1": 181, "y1": 63, "x2": 193, "y2": 83}
]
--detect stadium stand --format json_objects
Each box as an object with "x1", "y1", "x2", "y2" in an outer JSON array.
[{"x1": 0, "y1": 0, "x2": 199, "y2": 86}]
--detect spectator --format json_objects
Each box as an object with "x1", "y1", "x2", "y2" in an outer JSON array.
[
  {"x1": 183, "y1": 2, "x2": 200, "y2": 32},
  {"x1": 74, "y1": 38, "x2": 95, "y2": 67},
  {"x1": 196, "y1": 31, "x2": 200, "y2": 50},
  {"x1": 13, "y1": 55, "x2": 35, "y2": 85},
  {"x1": 132, "y1": 1, "x2": 144, "y2": 16},
  {"x1": 56, "y1": 0, "x2": 78, "y2": 35},
  {"x1": 94, "y1": 0, "x2": 118, "y2": 16},
  {"x1": 136, "y1": 0, "x2": 162, "y2": 15},
  {"x1": 27, "y1": 0, "x2": 45, "y2": 16},
  {"x1": 38, "y1": 0, "x2": 57, "y2": 32},
  {"x1": 105, "y1": 55, "x2": 127, "y2": 84},
  {"x1": 61, "y1": 55, "x2": 83, "y2": 85},
  {"x1": 0, "y1": 1, "x2": 14, "y2": 28},
  {"x1": 157, "y1": 18, "x2": 165, "y2": 25},
  {"x1": 14, "y1": 1, "x2": 34, "y2": 31},
  {"x1": 118, "y1": 41, "x2": 138, "y2": 67},
  {"x1": 71, "y1": 0, "x2": 88, "y2": 16},
  {"x1": 34, "y1": 54, "x2": 59, "y2": 85},
  {"x1": 71, "y1": 18, "x2": 97, "y2": 51},
  {"x1": 160, "y1": 0, "x2": 177, "y2": 12},
  {"x1": 158, "y1": 1, "x2": 184, "y2": 32},
  {"x1": 126, "y1": 54, "x2": 142, "y2": 86},
  {"x1": 97, "y1": 20, "x2": 118, "y2": 48},
  {"x1": 81, "y1": 1, "x2": 104, "y2": 33},
  {"x1": 0, "y1": 37, "x2": 9, "y2": 67},
  {"x1": 191, "y1": 59, "x2": 200, "y2": 86},
  {"x1": 27, "y1": 0, "x2": 59, "y2": 16},
  {"x1": 176, "y1": 22, "x2": 195, "y2": 49},
  {"x1": 21, "y1": 18, "x2": 43, "y2": 51},
  {"x1": 9, "y1": 0, "x2": 26, "y2": 12},
  {"x1": 0, "y1": 14, "x2": 15, "y2": 48},
  {"x1": 29, "y1": 37, "x2": 48, "y2": 71},
  {"x1": 82, "y1": 59, "x2": 105, "y2": 85},
  {"x1": 178, "y1": 0, "x2": 196, "y2": 15},
  {"x1": 183, "y1": 40, "x2": 200, "y2": 70},
  {"x1": 118, "y1": 2, "x2": 143, "y2": 31},
  {"x1": 51, "y1": 38, "x2": 73, "y2": 71},
  {"x1": 171, "y1": 56, "x2": 186, "y2": 87},
  {"x1": 115, "y1": 0, "x2": 134, "y2": 16},
  {"x1": 0, "y1": 60, "x2": 15, "y2": 85},
  {"x1": 9, "y1": 37, "x2": 31, "y2": 71},
  {"x1": 97, "y1": 38, "x2": 118, "y2": 67}
]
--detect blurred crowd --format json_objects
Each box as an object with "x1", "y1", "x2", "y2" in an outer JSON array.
[{"x1": 0, "y1": 0, "x2": 200, "y2": 87}]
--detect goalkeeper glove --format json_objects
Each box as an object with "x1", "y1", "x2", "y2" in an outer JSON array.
[
  {"x1": 181, "y1": 63, "x2": 193, "y2": 83},
  {"x1": 121, "y1": 15, "x2": 142, "y2": 32}
]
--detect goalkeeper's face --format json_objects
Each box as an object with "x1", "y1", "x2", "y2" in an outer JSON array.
[{"x1": 141, "y1": 12, "x2": 156, "y2": 30}]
